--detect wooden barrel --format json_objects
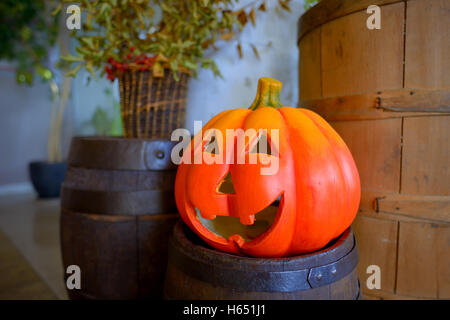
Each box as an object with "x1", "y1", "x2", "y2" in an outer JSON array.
[
  {"x1": 60, "y1": 137, "x2": 179, "y2": 299},
  {"x1": 298, "y1": 0, "x2": 449, "y2": 299},
  {"x1": 163, "y1": 221, "x2": 360, "y2": 300}
]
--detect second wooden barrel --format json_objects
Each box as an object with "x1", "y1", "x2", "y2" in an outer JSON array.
[
  {"x1": 60, "y1": 137, "x2": 178, "y2": 299},
  {"x1": 298, "y1": 0, "x2": 449, "y2": 300},
  {"x1": 164, "y1": 222, "x2": 360, "y2": 300}
]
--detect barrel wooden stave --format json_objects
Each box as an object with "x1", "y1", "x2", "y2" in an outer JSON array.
[
  {"x1": 61, "y1": 210, "x2": 178, "y2": 300},
  {"x1": 63, "y1": 167, "x2": 176, "y2": 192},
  {"x1": 137, "y1": 214, "x2": 179, "y2": 298},
  {"x1": 67, "y1": 137, "x2": 177, "y2": 171},
  {"x1": 163, "y1": 222, "x2": 360, "y2": 300},
  {"x1": 61, "y1": 210, "x2": 138, "y2": 300},
  {"x1": 298, "y1": 0, "x2": 450, "y2": 299},
  {"x1": 61, "y1": 137, "x2": 178, "y2": 299},
  {"x1": 61, "y1": 166, "x2": 177, "y2": 216}
]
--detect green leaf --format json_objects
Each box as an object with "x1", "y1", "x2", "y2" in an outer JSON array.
[
  {"x1": 36, "y1": 66, "x2": 53, "y2": 80},
  {"x1": 86, "y1": 62, "x2": 97, "y2": 80},
  {"x1": 20, "y1": 27, "x2": 32, "y2": 41},
  {"x1": 182, "y1": 60, "x2": 198, "y2": 70},
  {"x1": 65, "y1": 64, "x2": 83, "y2": 78},
  {"x1": 80, "y1": 37, "x2": 95, "y2": 49},
  {"x1": 61, "y1": 54, "x2": 84, "y2": 62}
]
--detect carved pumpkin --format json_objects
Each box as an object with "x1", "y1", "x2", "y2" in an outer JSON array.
[{"x1": 175, "y1": 77, "x2": 360, "y2": 257}]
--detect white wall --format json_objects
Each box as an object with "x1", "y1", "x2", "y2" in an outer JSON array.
[
  {"x1": 185, "y1": 0, "x2": 305, "y2": 133},
  {"x1": 0, "y1": 68, "x2": 73, "y2": 186},
  {"x1": 71, "y1": 69, "x2": 119, "y2": 136}
]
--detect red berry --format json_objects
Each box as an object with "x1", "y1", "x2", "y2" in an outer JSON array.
[{"x1": 130, "y1": 46, "x2": 135, "y2": 52}]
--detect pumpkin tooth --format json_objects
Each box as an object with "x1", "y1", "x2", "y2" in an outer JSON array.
[
  {"x1": 240, "y1": 215, "x2": 255, "y2": 225},
  {"x1": 200, "y1": 213, "x2": 216, "y2": 220},
  {"x1": 229, "y1": 234, "x2": 245, "y2": 248}
]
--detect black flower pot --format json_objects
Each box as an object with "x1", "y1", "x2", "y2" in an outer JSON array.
[{"x1": 29, "y1": 161, "x2": 67, "y2": 198}]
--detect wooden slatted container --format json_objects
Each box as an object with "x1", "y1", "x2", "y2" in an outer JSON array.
[
  {"x1": 298, "y1": 0, "x2": 449, "y2": 299},
  {"x1": 60, "y1": 137, "x2": 179, "y2": 299},
  {"x1": 164, "y1": 222, "x2": 360, "y2": 300}
]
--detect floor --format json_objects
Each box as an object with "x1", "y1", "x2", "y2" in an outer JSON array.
[{"x1": 0, "y1": 193, "x2": 67, "y2": 299}]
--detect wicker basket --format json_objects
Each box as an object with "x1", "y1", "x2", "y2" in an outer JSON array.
[{"x1": 118, "y1": 68, "x2": 189, "y2": 139}]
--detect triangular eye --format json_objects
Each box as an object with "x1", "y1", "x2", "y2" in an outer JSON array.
[
  {"x1": 204, "y1": 135, "x2": 219, "y2": 155},
  {"x1": 249, "y1": 131, "x2": 272, "y2": 155},
  {"x1": 217, "y1": 172, "x2": 235, "y2": 194}
]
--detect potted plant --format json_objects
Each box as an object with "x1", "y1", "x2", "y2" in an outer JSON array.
[
  {"x1": 58, "y1": 0, "x2": 283, "y2": 139},
  {"x1": 0, "y1": 0, "x2": 69, "y2": 198}
]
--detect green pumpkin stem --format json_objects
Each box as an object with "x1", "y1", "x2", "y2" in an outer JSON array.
[{"x1": 249, "y1": 77, "x2": 284, "y2": 110}]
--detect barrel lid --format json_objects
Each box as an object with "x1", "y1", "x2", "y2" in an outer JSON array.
[
  {"x1": 68, "y1": 136, "x2": 178, "y2": 171},
  {"x1": 298, "y1": 0, "x2": 403, "y2": 43}
]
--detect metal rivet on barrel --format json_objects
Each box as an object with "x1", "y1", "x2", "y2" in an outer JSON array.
[
  {"x1": 155, "y1": 150, "x2": 165, "y2": 159},
  {"x1": 316, "y1": 273, "x2": 322, "y2": 281},
  {"x1": 331, "y1": 267, "x2": 337, "y2": 276}
]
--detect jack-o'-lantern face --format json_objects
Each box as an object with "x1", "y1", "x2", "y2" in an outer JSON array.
[{"x1": 175, "y1": 78, "x2": 360, "y2": 258}]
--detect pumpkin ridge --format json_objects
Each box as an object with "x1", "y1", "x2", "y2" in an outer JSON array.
[
  {"x1": 297, "y1": 108, "x2": 360, "y2": 238},
  {"x1": 279, "y1": 107, "x2": 343, "y2": 250},
  {"x1": 276, "y1": 107, "x2": 301, "y2": 254}
]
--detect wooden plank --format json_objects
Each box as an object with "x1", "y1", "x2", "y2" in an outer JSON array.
[
  {"x1": 402, "y1": 116, "x2": 450, "y2": 196},
  {"x1": 396, "y1": 221, "x2": 449, "y2": 298},
  {"x1": 331, "y1": 118, "x2": 402, "y2": 192},
  {"x1": 298, "y1": 0, "x2": 403, "y2": 42},
  {"x1": 302, "y1": 92, "x2": 379, "y2": 120},
  {"x1": 299, "y1": 27, "x2": 322, "y2": 101},
  {"x1": 380, "y1": 89, "x2": 450, "y2": 113},
  {"x1": 359, "y1": 200, "x2": 450, "y2": 226},
  {"x1": 359, "y1": 189, "x2": 450, "y2": 223},
  {"x1": 405, "y1": 0, "x2": 450, "y2": 89},
  {"x1": 301, "y1": 89, "x2": 450, "y2": 120},
  {"x1": 375, "y1": 194, "x2": 450, "y2": 223},
  {"x1": 329, "y1": 269, "x2": 360, "y2": 300},
  {"x1": 363, "y1": 288, "x2": 427, "y2": 300},
  {"x1": 60, "y1": 210, "x2": 139, "y2": 299},
  {"x1": 68, "y1": 137, "x2": 177, "y2": 171},
  {"x1": 361, "y1": 293, "x2": 382, "y2": 300},
  {"x1": 137, "y1": 214, "x2": 178, "y2": 299},
  {"x1": 353, "y1": 215, "x2": 398, "y2": 294},
  {"x1": 436, "y1": 226, "x2": 450, "y2": 298},
  {"x1": 321, "y1": 2, "x2": 404, "y2": 98},
  {"x1": 359, "y1": 190, "x2": 380, "y2": 214}
]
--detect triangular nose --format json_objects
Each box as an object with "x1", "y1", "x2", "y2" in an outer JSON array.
[{"x1": 217, "y1": 172, "x2": 235, "y2": 194}]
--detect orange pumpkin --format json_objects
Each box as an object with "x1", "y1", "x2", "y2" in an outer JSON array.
[{"x1": 175, "y1": 77, "x2": 360, "y2": 257}]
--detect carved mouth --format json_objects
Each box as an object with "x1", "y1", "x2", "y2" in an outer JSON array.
[{"x1": 195, "y1": 194, "x2": 282, "y2": 243}]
